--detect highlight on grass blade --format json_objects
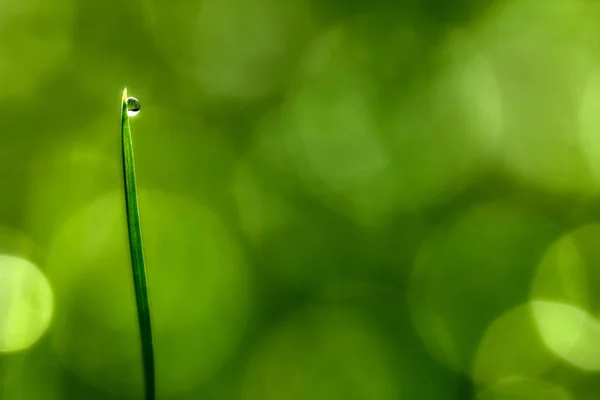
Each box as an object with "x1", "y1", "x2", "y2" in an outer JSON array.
[{"x1": 121, "y1": 88, "x2": 155, "y2": 400}]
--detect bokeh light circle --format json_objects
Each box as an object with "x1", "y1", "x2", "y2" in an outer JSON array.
[
  {"x1": 280, "y1": 23, "x2": 396, "y2": 225},
  {"x1": 531, "y1": 225, "x2": 600, "y2": 371},
  {"x1": 408, "y1": 200, "x2": 557, "y2": 373},
  {"x1": 532, "y1": 300, "x2": 600, "y2": 372},
  {"x1": 0, "y1": 255, "x2": 53, "y2": 353},
  {"x1": 472, "y1": 303, "x2": 558, "y2": 386},
  {"x1": 47, "y1": 189, "x2": 251, "y2": 398},
  {"x1": 383, "y1": 28, "x2": 500, "y2": 213},
  {"x1": 475, "y1": 0, "x2": 600, "y2": 194}
]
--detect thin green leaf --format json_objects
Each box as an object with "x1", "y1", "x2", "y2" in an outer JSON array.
[{"x1": 121, "y1": 88, "x2": 155, "y2": 400}]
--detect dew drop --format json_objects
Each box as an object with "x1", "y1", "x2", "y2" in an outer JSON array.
[{"x1": 126, "y1": 97, "x2": 141, "y2": 117}]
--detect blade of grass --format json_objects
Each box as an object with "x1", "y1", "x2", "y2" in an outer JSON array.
[{"x1": 121, "y1": 88, "x2": 155, "y2": 400}]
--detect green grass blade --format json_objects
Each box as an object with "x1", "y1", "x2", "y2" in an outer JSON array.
[{"x1": 121, "y1": 88, "x2": 155, "y2": 400}]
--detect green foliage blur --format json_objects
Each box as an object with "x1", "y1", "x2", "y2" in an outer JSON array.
[{"x1": 3, "y1": 0, "x2": 600, "y2": 399}]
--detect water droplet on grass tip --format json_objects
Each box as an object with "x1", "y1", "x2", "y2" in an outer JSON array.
[{"x1": 126, "y1": 97, "x2": 141, "y2": 117}]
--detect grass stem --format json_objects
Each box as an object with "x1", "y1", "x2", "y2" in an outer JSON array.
[{"x1": 121, "y1": 88, "x2": 155, "y2": 400}]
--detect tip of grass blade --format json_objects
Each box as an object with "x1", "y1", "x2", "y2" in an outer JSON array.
[{"x1": 121, "y1": 88, "x2": 128, "y2": 123}]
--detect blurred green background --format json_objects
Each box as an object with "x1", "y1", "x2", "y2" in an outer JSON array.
[{"x1": 3, "y1": 0, "x2": 600, "y2": 398}]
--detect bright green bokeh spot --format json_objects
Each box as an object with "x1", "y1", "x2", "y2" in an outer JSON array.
[
  {"x1": 0, "y1": 255, "x2": 53, "y2": 353},
  {"x1": 532, "y1": 300, "x2": 600, "y2": 372},
  {"x1": 531, "y1": 224, "x2": 600, "y2": 371},
  {"x1": 475, "y1": 0, "x2": 600, "y2": 194},
  {"x1": 472, "y1": 303, "x2": 557, "y2": 385}
]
